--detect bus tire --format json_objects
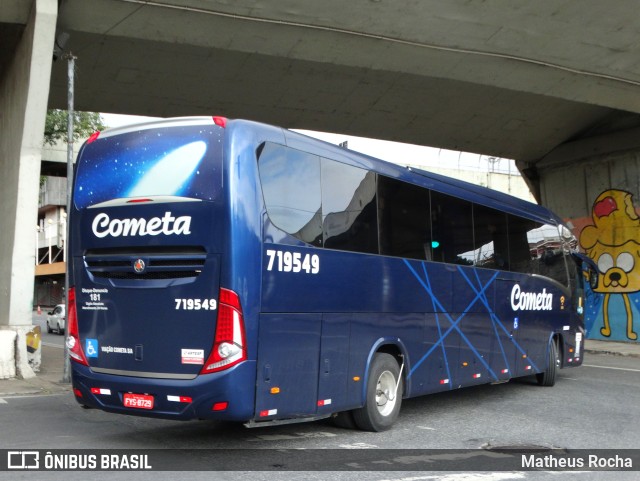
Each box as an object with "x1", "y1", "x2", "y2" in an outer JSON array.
[
  {"x1": 353, "y1": 353, "x2": 403, "y2": 432},
  {"x1": 536, "y1": 338, "x2": 559, "y2": 387}
]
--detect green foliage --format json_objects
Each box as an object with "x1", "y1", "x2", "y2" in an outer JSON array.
[{"x1": 44, "y1": 109, "x2": 105, "y2": 146}]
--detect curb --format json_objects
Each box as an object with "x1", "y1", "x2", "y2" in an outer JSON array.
[
  {"x1": 585, "y1": 349, "x2": 640, "y2": 358},
  {"x1": 0, "y1": 377, "x2": 70, "y2": 397}
]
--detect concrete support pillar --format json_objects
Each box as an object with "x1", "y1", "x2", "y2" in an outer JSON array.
[
  {"x1": 534, "y1": 127, "x2": 640, "y2": 222},
  {"x1": 0, "y1": 0, "x2": 58, "y2": 378},
  {"x1": 532, "y1": 128, "x2": 640, "y2": 343}
]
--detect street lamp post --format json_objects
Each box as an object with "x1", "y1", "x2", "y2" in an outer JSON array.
[
  {"x1": 35, "y1": 225, "x2": 40, "y2": 266},
  {"x1": 61, "y1": 52, "x2": 76, "y2": 383},
  {"x1": 60, "y1": 211, "x2": 67, "y2": 263},
  {"x1": 47, "y1": 218, "x2": 53, "y2": 264}
]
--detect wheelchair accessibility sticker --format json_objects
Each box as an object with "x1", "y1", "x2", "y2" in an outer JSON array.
[{"x1": 86, "y1": 339, "x2": 99, "y2": 358}]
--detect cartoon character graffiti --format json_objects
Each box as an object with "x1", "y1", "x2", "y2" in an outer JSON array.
[{"x1": 579, "y1": 189, "x2": 640, "y2": 340}]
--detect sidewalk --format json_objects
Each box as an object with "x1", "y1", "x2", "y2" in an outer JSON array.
[
  {"x1": 0, "y1": 338, "x2": 638, "y2": 398},
  {"x1": 0, "y1": 344, "x2": 69, "y2": 398},
  {"x1": 583, "y1": 338, "x2": 640, "y2": 358}
]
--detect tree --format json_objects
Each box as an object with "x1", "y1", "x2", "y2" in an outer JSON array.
[{"x1": 44, "y1": 109, "x2": 105, "y2": 146}]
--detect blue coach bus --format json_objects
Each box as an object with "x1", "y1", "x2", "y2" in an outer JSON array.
[{"x1": 68, "y1": 117, "x2": 586, "y2": 431}]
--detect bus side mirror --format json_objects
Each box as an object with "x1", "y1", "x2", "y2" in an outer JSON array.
[
  {"x1": 573, "y1": 253, "x2": 598, "y2": 291},
  {"x1": 588, "y1": 268, "x2": 598, "y2": 290}
]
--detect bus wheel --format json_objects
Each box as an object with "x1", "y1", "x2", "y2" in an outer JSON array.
[
  {"x1": 536, "y1": 339, "x2": 559, "y2": 387},
  {"x1": 353, "y1": 353, "x2": 403, "y2": 431}
]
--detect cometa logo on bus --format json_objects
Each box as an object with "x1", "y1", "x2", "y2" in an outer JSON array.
[
  {"x1": 510, "y1": 284, "x2": 553, "y2": 311},
  {"x1": 91, "y1": 212, "x2": 192, "y2": 238}
]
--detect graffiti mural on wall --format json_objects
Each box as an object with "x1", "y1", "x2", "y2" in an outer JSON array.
[{"x1": 579, "y1": 189, "x2": 640, "y2": 341}]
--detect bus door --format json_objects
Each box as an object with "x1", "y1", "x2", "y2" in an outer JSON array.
[
  {"x1": 490, "y1": 279, "x2": 521, "y2": 380},
  {"x1": 456, "y1": 313, "x2": 497, "y2": 385},
  {"x1": 317, "y1": 314, "x2": 351, "y2": 413},
  {"x1": 450, "y1": 268, "x2": 501, "y2": 385},
  {"x1": 510, "y1": 285, "x2": 558, "y2": 377},
  {"x1": 255, "y1": 313, "x2": 322, "y2": 420}
]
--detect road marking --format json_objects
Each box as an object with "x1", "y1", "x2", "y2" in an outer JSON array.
[
  {"x1": 248, "y1": 431, "x2": 337, "y2": 442},
  {"x1": 583, "y1": 364, "x2": 640, "y2": 373},
  {"x1": 0, "y1": 392, "x2": 67, "y2": 403},
  {"x1": 339, "y1": 442, "x2": 379, "y2": 449},
  {"x1": 42, "y1": 341, "x2": 64, "y2": 349}
]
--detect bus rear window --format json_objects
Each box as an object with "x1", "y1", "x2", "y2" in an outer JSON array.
[{"x1": 74, "y1": 124, "x2": 223, "y2": 209}]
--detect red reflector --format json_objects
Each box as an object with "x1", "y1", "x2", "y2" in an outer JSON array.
[
  {"x1": 167, "y1": 395, "x2": 192, "y2": 403},
  {"x1": 259, "y1": 409, "x2": 277, "y2": 417},
  {"x1": 473, "y1": 373, "x2": 481, "y2": 379},
  {"x1": 90, "y1": 387, "x2": 111, "y2": 395},
  {"x1": 73, "y1": 388, "x2": 83, "y2": 398},
  {"x1": 126, "y1": 198, "x2": 153, "y2": 203},
  {"x1": 212, "y1": 402, "x2": 228, "y2": 411},
  {"x1": 212, "y1": 116, "x2": 227, "y2": 127},
  {"x1": 86, "y1": 131, "x2": 101, "y2": 143},
  {"x1": 439, "y1": 379, "x2": 449, "y2": 385}
]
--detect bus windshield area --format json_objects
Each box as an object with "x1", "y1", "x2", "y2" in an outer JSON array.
[{"x1": 74, "y1": 124, "x2": 223, "y2": 209}]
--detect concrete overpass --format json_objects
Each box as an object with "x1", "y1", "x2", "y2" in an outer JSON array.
[
  {"x1": 2, "y1": 0, "x2": 640, "y2": 375},
  {"x1": 5, "y1": 0, "x2": 640, "y2": 196}
]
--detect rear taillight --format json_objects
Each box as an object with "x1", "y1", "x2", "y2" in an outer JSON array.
[
  {"x1": 212, "y1": 116, "x2": 227, "y2": 128},
  {"x1": 66, "y1": 287, "x2": 89, "y2": 366},
  {"x1": 86, "y1": 131, "x2": 100, "y2": 143},
  {"x1": 200, "y1": 288, "x2": 247, "y2": 374}
]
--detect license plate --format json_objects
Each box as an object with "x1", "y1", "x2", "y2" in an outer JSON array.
[{"x1": 123, "y1": 393, "x2": 154, "y2": 410}]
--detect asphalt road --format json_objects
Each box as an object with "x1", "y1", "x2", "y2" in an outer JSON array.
[{"x1": 0, "y1": 350, "x2": 638, "y2": 480}]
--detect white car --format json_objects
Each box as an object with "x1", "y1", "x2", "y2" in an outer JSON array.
[{"x1": 46, "y1": 304, "x2": 66, "y2": 335}]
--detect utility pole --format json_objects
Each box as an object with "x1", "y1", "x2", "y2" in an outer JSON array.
[{"x1": 61, "y1": 52, "x2": 76, "y2": 383}]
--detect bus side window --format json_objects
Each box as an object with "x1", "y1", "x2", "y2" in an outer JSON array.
[
  {"x1": 507, "y1": 215, "x2": 536, "y2": 274},
  {"x1": 472, "y1": 204, "x2": 509, "y2": 269},
  {"x1": 429, "y1": 191, "x2": 474, "y2": 265},
  {"x1": 258, "y1": 143, "x2": 323, "y2": 246},
  {"x1": 321, "y1": 159, "x2": 378, "y2": 255},
  {"x1": 377, "y1": 175, "x2": 431, "y2": 260}
]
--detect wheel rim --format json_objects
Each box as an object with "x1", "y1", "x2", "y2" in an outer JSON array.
[{"x1": 375, "y1": 370, "x2": 398, "y2": 417}]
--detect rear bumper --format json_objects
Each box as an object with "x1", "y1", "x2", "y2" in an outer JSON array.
[
  {"x1": 559, "y1": 328, "x2": 585, "y2": 368},
  {"x1": 71, "y1": 360, "x2": 256, "y2": 421}
]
